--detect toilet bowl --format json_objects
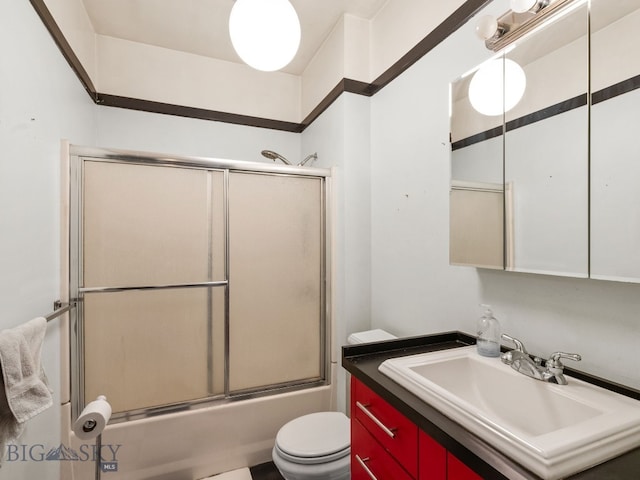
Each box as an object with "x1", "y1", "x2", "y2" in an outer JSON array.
[
  {"x1": 272, "y1": 329, "x2": 396, "y2": 480},
  {"x1": 272, "y1": 411, "x2": 350, "y2": 480}
]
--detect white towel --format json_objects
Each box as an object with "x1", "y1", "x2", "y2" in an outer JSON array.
[{"x1": 0, "y1": 317, "x2": 53, "y2": 458}]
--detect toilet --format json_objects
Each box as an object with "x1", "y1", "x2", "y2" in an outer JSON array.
[{"x1": 272, "y1": 329, "x2": 396, "y2": 480}]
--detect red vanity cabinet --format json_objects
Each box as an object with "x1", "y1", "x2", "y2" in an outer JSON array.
[
  {"x1": 448, "y1": 452, "x2": 484, "y2": 480},
  {"x1": 419, "y1": 430, "x2": 446, "y2": 480},
  {"x1": 351, "y1": 377, "x2": 484, "y2": 480},
  {"x1": 351, "y1": 419, "x2": 414, "y2": 480},
  {"x1": 352, "y1": 377, "x2": 419, "y2": 477}
]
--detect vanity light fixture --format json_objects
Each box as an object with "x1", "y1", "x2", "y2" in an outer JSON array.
[
  {"x1": 475, "y1": 15, "x2": 503, "y2": 41},
  {"x1": 510, "y1": 0, "x2": 549, "y2": 14},
  {"x1": 477, "y1": 0, "x2": 584, "y2": 52},
  {"x1": 468, "y1": 58, "x2": 526, "y2": 116},
  {"x1": 229, "y1": 0, "x2": 301, "y2": 72}
]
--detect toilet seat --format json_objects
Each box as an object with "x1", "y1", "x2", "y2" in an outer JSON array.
[
  {"x1": 274, "y1": 443, "x2": 349, "y2": 465},
  {"x1": 275, "y1": 412, "x2": 350, "y2": 464}
]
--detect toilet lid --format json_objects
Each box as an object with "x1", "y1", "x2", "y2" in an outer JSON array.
[{"x1": 276, "y1": 412, "x2": 350, "y2": 458}]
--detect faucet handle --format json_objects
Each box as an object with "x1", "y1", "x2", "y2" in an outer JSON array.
[
  {"x1": 547, "y1": 352, "x2": 582, "y2": 369},
  {"x1": 501, "y1": 333, "x2": 527, "y2": 353}
]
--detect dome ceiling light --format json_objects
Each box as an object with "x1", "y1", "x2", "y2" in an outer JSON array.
[{"x1": 229, "y1": 0, "x2": 301, "y2": 72}]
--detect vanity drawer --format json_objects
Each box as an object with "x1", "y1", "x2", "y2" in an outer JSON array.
[
  {"x1": 352, "y1": 378, "x2": 418, "y2": 478},
  {"x1": 352, "y1": 416, "x2": 414, "y2": 480}
]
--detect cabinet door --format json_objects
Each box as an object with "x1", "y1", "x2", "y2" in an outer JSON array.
[
  {"x1": 590, "y1": 0, "x2": 640, "y2": 282},
  {"x1": 352, "y1": 418, "x2": 414, "y2": 480},
  {"x1": 352, "y1": 378, "x2": 418, "y2": 477},
  {"x1": 447, "y1": 452, "x2": 483, "y2": 480},
  {"x1": 419, "y1": 430, "x2": 446, "y2": 480}
]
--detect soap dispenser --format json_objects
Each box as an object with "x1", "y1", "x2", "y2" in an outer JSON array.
[{"x1": 477, "y1": 304, "x2": 501, "y2": 357}]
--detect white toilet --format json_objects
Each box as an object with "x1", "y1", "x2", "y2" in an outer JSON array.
[{"x1": 272, "y1": 329, "x2": 396, "y2": 480}]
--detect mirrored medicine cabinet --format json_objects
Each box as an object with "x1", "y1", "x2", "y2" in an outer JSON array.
[{"x1": 450, "y1": 0, "x2": 640, "y2": 282}]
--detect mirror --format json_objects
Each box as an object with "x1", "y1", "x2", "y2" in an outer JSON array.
[
  {"x1": 450, "y1": 62, "x2": 504, "y2": 270},
  {"x1": 450, "y1": 0, "x2": 589, "y2": 277},
  {"x1": 590, "y1": 0, "x2": 640, "y2": 282},
  {"x1": 504, "y1": 0, "x2": 589, "y2": 277}
]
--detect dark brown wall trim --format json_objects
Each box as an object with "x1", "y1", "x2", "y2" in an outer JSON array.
[
  {"x1": 299, "y1": 78, "x2": 372, "y2": 131},
  {"x1": 98, "y1": 94, "x2": 303, "y2": 133},
  {"x1": 368, "y1": 0, "x2": 492, "y2": 95},
  {"x1": 31, "y1": 0, "x2": 488, "y2": 133},
  {"x1": 29, "y1": 0, "x2": 97, "y2": 100}
]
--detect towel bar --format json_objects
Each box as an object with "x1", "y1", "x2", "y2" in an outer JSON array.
[{"x1": 45, "y1": 300, "x2": 77, "y2": 322}]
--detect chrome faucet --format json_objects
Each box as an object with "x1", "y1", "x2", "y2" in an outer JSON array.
[{"x1": 500, "y1": 333, "x2": 581, "y2": 385}]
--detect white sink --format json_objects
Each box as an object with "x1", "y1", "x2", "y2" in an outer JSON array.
[{"x1": 379, "y1": 346, "x2": 640, "y2": 479}]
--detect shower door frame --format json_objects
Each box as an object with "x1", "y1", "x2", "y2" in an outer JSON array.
[{"x1": 68, "y1": 145, "x2": 332, "y2": 424}]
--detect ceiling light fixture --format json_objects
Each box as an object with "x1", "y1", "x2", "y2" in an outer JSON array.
[{"x1": 229, "y1": 0, "x2": 301, "y2": 72}]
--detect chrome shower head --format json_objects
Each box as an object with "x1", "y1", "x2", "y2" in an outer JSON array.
[{"x1": 261, "y1": 150, "x2": 292, "y2": 165}]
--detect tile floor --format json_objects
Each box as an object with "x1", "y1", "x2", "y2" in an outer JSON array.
[
  {"x1": 206, "y1": 462, "x2": 283, "y2": 480},
  {"x1": 249, "y1": 462, "x2": 284, "y2": 480}
]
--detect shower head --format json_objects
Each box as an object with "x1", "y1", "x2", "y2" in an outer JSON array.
[
  {"x1": 261, "y1": 150, "x2": 292, "y2": 165},
  {"x1": 298, "y1": 153, "x2": 317, "y2": 167},
  {"x1": 260, "y1": 150, "x2": 318, "y2": 167}
]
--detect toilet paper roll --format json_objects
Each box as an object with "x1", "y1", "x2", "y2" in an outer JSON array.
[{"x1": 73, "y1": 395, "x2": 112, "y2": 440}]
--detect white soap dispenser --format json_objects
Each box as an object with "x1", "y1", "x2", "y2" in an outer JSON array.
[{"x1": 477, "y1": 304, "x2": 501, "y2": 357}]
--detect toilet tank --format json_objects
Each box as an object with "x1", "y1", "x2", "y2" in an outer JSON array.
[
  {"x1": 344, "y1": 329, "x2": 396, "y2": 415},
  {"x1": 347, "y1": 329, "x2": 396, "y2": 345}
]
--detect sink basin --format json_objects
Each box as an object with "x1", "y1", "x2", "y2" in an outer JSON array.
[{"x1": 379, "y1": 346, "x2": 640, "y2": 479}]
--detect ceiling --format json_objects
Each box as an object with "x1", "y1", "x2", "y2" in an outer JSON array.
[{"x1": 81, "y1": 0, "x2": 389, "y2": 75}]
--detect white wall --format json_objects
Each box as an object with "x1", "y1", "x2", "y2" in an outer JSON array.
[
  {"x1": 369, "y1": 0, "x2": 467, "y2": 80},
  {"x1": 44, "y1": 0, "x2": 98, "y2": 82},
  {"x1": 95, "y1": 106, "x2": 300, "y2": 162},
  {"x1": 96, "y1": 35, "x2": 302, "y2": 123},
  {"x1": 0, "y1": 1, "x2": 95, "y2": 478},
  {"x1": 301, "y1": 93, "x2": 371, "y2": 413},
  {"x1": 369, "y1": 2, "x2": 640, "y2": 390}
]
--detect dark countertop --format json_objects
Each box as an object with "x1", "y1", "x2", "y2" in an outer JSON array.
[{"x1": 342, "y1": 331, "x2": 640, "y2": 480}]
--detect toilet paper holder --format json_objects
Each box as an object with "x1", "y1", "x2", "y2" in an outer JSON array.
[
  {"x1": 82, "y1": 419, "x2": 98, "y2": 433},
  {"x1": 73, "y1": 395, "x2": 112, "y2": 480}
]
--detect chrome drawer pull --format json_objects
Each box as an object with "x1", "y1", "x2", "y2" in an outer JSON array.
[
  {"x1": 355, "y1": 455, "x2": 379, "y2": 480},
  {"x1": 356, "y1": 401, "x2": 396, "y2": 438}
]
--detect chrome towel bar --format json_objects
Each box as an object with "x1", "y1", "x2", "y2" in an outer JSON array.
[{"x1": 45, "y1": 300, "x2": 77, "y2": 322}]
